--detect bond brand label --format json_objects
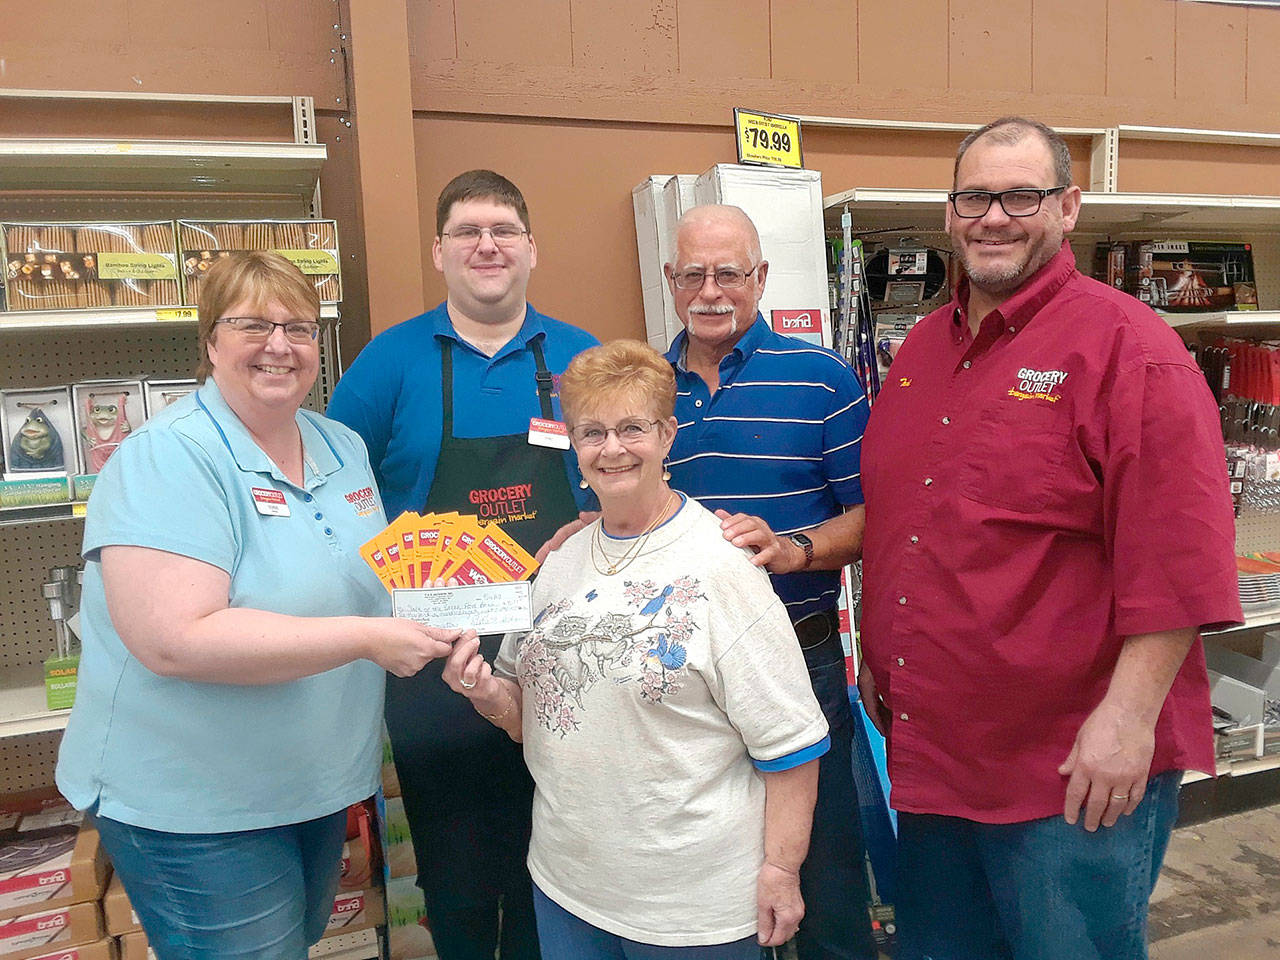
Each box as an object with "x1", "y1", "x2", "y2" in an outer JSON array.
[
  {"x1": 771, "y1": 309, "x2": 821, "y2": 334},
  {"x1": 251, "y1": 487, "x2": 290, "y2": 517},
  {"x1": 1007, "y1": 367, "x2": 1069, "y2": 403}
]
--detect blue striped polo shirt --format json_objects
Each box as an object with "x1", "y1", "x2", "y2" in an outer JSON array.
[{"x1": 664, "y1": 315, "x2": 869, "y2": 620}]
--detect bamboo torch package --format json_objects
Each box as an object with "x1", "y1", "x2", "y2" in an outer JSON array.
[
  {"x1": 178, "y1": 219, "x2": 342, "y2": 304},
  {"x1": 2, "y1": 222, "x2": 180, "y2": 312}
]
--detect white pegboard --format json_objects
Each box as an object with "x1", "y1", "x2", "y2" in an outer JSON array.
[
  {"x1": 1234, "y1": 503, "x2": 1280, "y2": 555},
  {"x1": 0, "y1": 324, "x2": 202, "y2": 388},
  {"x1": 0, "y1": 730, "x2": 60, "y2": 793}
]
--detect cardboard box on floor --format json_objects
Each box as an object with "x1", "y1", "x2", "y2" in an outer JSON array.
[
  {"x1": 26, "y1": 937, "x2": 116, "y2": 960},
  {"x1": 0, "y1": 901, "x2": 103, "y2": 960},
  {"x1": 101, "y1": 876, "x2": 139, "y2": 938},
  {"x1": 0, "y1": 789, "x2": 110, "y2": 921}
]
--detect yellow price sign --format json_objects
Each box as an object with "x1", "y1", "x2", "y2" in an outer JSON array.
[
  {"x1": 155, "y1": 307, "x2": 198, "y2": 322},
  {"x1": 71, "y1": 502, "x2": 88, "y2": 518},
  {"x1": 734, "y1": 109, "x2": 803, "y2": 169}
]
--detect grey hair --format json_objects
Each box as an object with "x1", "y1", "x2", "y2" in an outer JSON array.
[{"x1": 954, "y1": 117, "x2": 1072, "y2": 188}]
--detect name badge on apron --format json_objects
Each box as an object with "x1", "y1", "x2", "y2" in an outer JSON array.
[
  {"x1": 251, "y1": 486, "x2": 290, "y2": 516},
  {"x1": 528, "y1": 417, "x2": 570, "y2": 450}
]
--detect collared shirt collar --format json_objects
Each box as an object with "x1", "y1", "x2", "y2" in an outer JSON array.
[
  {"x1": 665, "y1": 313, "x2": 770, "y2": 373},
  {"x1": 433, "y1": 301, "x2": 547, "y2": 361},
  {"x1": 952, "y1": 241, "x2": 1078, "y2": 339},
  {"x1": 194, "y1": 379, "x2": 343, "y2": 489}
]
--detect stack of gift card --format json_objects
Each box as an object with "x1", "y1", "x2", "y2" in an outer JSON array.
[{"x1": 361, "y1": 512, "x2": 538, "y2": 592}]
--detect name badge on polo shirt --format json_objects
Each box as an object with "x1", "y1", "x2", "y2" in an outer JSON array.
[
  {"x1": 528, "y1": 417, "x2": 570, "y2": 450},
  {"x1": 251, "y1": 486, "x2": 290, "y2": 517}
]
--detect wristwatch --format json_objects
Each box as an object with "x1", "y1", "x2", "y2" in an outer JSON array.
[{"x1": 788, "y1": 533, "x2": 814, "y2": 569}]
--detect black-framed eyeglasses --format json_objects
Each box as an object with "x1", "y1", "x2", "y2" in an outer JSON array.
[
  {"x1": 570, "y1": 418, "x2": 661, "y2": 446},
  {"x1": 216, "y1": 316, "x2": 321, "y2": 343},
  {"x1": 670, "y1": 263, "x2": 761, "y2": 290},
  {"x1": 948, "y1": 186, "x2": 1067, "y2": 219},
  {"x1": 439, "y1": 224, "x2": 529, "y2": 246}
]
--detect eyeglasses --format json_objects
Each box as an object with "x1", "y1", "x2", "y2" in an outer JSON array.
[
  {"x1": 948, "y1": 187, "x2": 1067, "y2": 218},
  {"x1": 216, "y1": 316, "x2": 321, "y2": 343},
  {"x1": 439, "y1": 224, "x2": 529, "y2": 246},
  {"x1": 670, "y1": 263, "x2": 761, "y2": 290},
  {"x1": 570, "y1": 418, "x2": 662, "y2": 446}
]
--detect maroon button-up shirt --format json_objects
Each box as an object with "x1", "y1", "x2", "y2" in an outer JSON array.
[{"x1": 861, "y1": 242, "x2": 1241, "y2": 823}]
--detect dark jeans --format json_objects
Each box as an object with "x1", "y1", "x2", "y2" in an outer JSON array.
[
  {"x1": 95, "y1": 809, "x2": 347, "y2": 960},
  {"x1": 425, "y1": 883, "x2": 541, "y2": 960},
  {"x1": 894, "y1": 769, "x2": 1183, "y2": 960},
  {"x1": 796, "y1": 618, "x2": 879, "y2": 960}
]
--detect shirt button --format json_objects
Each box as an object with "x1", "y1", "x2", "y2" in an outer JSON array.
[
  {"x1": 898, "y1": 596, "x2": 907, "y2": 605},
  {"x1": 695, "y1": 399, "x2": 703, "y2": 408},
  {"x1": 900, "y1": 712, "x2": 909, "y2": 721},
  {"x1": 303, "y1": 493, "x2": 313, "y2": 503},
  {"x1": 941, "y1": 416, "x2": 950, "y2": 425},
  {"x1": 314, "y1": 512, "x2": 323, "y2": 520},
  {"x1": 324, "y1": 527, "x2": 333, "y2": 536},
  {"x1": 897, "y1": 657, "x2": 905, "y2": 666},
  {"x1": 1007, "y1": 325, "x2": 1016, "y2": 334},
  {"x1": 910, "y1": 535, "x2": 919, "y2": 544},
  {"x1": 923, "y1": 477, "x2": 933, "y2": 486},
  {"x1": 962, "y1": 360, "x2": 972, "y2": 369}
]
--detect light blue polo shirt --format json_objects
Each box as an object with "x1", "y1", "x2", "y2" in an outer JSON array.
[{"x1": 56, "y1": 379, "x2": 390, "y2": 833}]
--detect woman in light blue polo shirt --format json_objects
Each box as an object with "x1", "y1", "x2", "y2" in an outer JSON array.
[{"x1": 56, "y1": 252, "x2": 464, "y2": 960}]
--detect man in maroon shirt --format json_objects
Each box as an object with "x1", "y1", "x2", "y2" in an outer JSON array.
[{"x1": 857, "y1": 116, "x2": 1241, "y2": 960}]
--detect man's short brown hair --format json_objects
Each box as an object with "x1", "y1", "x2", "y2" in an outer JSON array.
[
  {"x1": 435, "y1": 170, "x2": 531, "y2": 235},
  {"x1": 954, "y1": 117, "x2": 1073, "y2": 189}
]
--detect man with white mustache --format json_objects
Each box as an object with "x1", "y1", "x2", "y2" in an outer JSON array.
[
  {"x1": 661, "y1": 204, "x2": 878, "y2": 960},
  {"x1": 857, "y1": 117, "x2": 1240, "y2": 960}
]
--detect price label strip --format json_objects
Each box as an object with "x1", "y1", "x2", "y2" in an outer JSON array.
[{"x1": 734, "y1": 108, "x2": 804, "y2": 169}]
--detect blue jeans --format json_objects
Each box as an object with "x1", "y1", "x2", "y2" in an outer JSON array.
[
  {"x1": 894, "y1": 769, "x2": 1183, "y2": 960},
  {"x1": 531, "y1": 885, "x2": 759, "y2": 960},
  {"x1": 95, "y1": 808, "x2": 348, "y2": 960},
  {"x1": 798, "y1": 635, "x2": 879, "y2": 960}
]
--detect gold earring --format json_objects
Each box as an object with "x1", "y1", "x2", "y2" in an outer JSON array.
[{"x1": 662, "y1": 460, "x2": 671, "y2": 482}]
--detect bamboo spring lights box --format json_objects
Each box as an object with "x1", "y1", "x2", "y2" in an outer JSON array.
[{"x1": 177, "y1": 220, "x2": 341, "y2": 304}]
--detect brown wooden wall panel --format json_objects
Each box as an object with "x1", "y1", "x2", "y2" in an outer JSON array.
[
  {"x1": 455, "y1": 1, "x2": 573, "y2": 66},
  {"x1": 769, "y1": 0, "x2": 857, "y2": 82},
  {"x1": 1174, "y1": 2, "x2": 1247, "y2": 105},
  {"x1": 948, "y1": 0, "x2": 1034, "y2": 92},
  {"x1": 0, "y1": 99, "x2": 295, "y2": 142},
  {"x1": 570, "y1": 0, "x2": 679, "y2": 74},
  {"x1": 1032, "y1": 0, "x2": 1106, "y2": 96},
  {"x1": 410, "y1": 114, "x2": 737, "y2": 342},
  {"x1": 127, "y1": 0, "x2": 273, "y2": 51},
  {"x1": 1106, "y1": 0, "x2": 1175, "y2": 101},
  {"x1": 1114, "y1": 140, "x2": 1280, "y2": 198},
  {"x1": 408, "y1": 0, "x2": 459, "y2": 62},
  {"x1": 1246, "y1": 7, "x2": 1280, "y2": 109},
  {"x1": 858, "y1": 0, "x2": 949, "y2": 90},
  {"x1": 676, "y1": 0, "x2": 771, "y2": 79}
]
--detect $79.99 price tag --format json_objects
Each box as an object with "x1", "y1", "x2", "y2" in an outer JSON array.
[{"x1": 734, "y1": 108, "x2": 803, "y2": 169}]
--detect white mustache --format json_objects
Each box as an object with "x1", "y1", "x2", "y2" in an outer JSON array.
[{"x1": 689, "y1": 304, "x2": 734, "y2": 315}]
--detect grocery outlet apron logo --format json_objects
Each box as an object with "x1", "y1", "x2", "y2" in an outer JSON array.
[
  {"x1": 1008, "y1": 367, "x2": 1068, "y2": 403},
  {"x1": 468, "y1": 483, "x2": 537, "y2": 522}
]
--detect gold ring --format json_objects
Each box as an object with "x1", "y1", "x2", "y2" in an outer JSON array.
[{"x1": 1111, "y1": 793, "x2": 1130, "y2": 801}]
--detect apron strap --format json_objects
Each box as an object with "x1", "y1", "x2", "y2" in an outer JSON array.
[
  {"x1": 531, "y1": 338, "x2": 555, "y2": 421},
  {"x1": 440, "y1": 338, "x2": 455, "y2": 434}
]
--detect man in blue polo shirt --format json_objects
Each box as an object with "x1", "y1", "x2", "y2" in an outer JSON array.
[
  {"x1": 328, "y1": 170, "x2": 597, "y2": 960},
  {"x1": 663, "y1": 204, "x2": 877, "y2": 960}
]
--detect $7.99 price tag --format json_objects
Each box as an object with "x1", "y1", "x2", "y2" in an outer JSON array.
[{"x1": 734, "y1": 108, "x2": 803, "y2": 169}]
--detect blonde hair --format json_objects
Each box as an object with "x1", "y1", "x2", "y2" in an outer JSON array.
[
  {"x1": 559, "y1": 340, "x2": 676, "y2": 425},
  {"x1": 195, "y1": 251, "x2": 321, "y2": 382}
]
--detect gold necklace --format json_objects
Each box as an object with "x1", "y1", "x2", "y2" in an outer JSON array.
[{"x1": 591, "y1": 491, "x2": 678, "y2": 576}]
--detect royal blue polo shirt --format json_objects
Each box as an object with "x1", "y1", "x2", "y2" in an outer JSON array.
[
  {"x1": 327, "y1": 301, "x2": 599, "y2": 520},
  {"x1": 57, "y1": 378, "x2": 388, "y2": 832},
  {"x1": 664, "y1": 315, "x2": 869, "y2": 620}
]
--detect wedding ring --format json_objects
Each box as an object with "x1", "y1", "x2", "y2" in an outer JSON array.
[
  {"x1": 460, "y1": 677, "x2": 477, "y2": 690},
  {"x1": 1111, "y1": 793, "x2": 1130, "y2": 801}
]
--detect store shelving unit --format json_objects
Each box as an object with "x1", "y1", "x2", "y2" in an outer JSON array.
[{"x1": 0, "y1": 91, "x2": 342, "y2": 796}]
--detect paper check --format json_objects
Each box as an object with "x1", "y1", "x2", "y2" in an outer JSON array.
[{"x1": 392, "y1": 581, "x2": 534, "y2": 635}]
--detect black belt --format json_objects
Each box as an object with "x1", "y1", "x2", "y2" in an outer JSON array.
[{"x1": 791, "y1": 607, "x2": 841, "y2": 657}]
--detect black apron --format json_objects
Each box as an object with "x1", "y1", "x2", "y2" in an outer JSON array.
[{"x1": 385, "y1": 337, "x2": 579, "y2": 908}]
